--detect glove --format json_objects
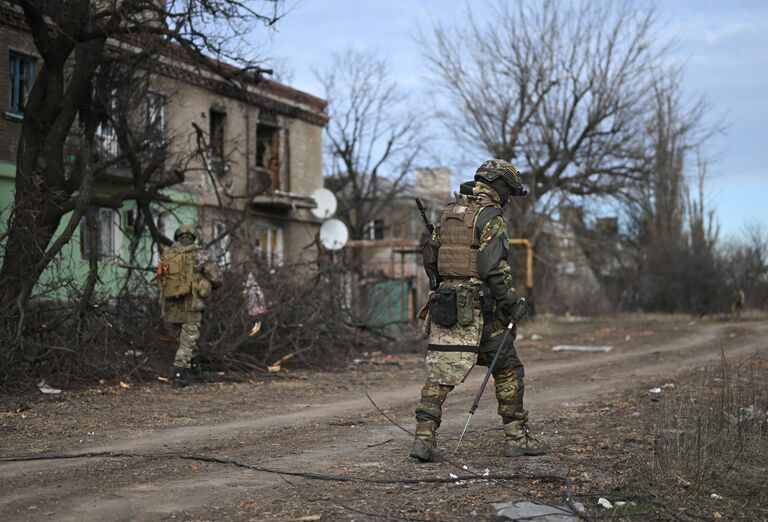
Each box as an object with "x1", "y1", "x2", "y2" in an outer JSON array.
[{"x1": 502, "y1": 298, "x2": 528, "y2": 325}]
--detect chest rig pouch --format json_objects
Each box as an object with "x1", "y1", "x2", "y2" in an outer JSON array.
[{"x1": 428, "y1": 288, "x2": 457, "y2": 328}]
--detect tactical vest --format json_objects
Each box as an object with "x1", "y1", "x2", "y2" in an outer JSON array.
[{"x1": 437, "y1": 194, "x2": 497, "y2": 278}]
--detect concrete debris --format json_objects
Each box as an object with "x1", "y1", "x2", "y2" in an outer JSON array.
[
  {"x1": 494, "y1": 500, "x2": 584, "y2": 521},
  {"x1": 552, "y1": 345, "x2": 613, "y2": 353},
  {"x1": 37, "y1": 380, "x2": 61, "y2": 395},
  {"x1": 597, "y1": 498, "x2": 613, "y2": 509}
]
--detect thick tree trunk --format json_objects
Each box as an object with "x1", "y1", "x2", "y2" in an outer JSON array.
[{"x1": 0, "y1": 160, "x2": 69, "y2": 316}]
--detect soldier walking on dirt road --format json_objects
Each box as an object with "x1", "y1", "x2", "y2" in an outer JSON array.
[
  {"x1": 410, "y1": 159, "x2": 549, "y2": 462},
  {"x1": 155, "y1": 225, "x2": 222, "y2": 388},
  {"x1": 731, "y1": 288, "x2": 746, "y2": 321}
]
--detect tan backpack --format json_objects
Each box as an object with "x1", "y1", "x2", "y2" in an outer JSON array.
[{"x1": 156, "y1": 249, "x2": 196, "y2": 299}]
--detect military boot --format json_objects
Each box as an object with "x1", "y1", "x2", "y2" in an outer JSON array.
[
  {"x1": 409, "y1": 420, "x2": 440, "y2": 462},
  {"x1": 189, "y1": 357, "x2": 203, "y2": 379},
  {"x1": 172, "y1": 367, "x2": 187, "y2": 389},
  {"x1": 503, "y1": 420, "x2": 550, "y2": 457}
]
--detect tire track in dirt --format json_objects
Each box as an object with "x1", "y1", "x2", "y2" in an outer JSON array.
[{"x1": 1, "y1": 319, "x2": 766, "y2": 520}]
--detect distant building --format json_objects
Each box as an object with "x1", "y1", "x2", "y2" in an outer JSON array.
[
  {"x1": 348, "y1": 167, "x2": 452, "y2": 326},
  {"x1": 535, "y1": 206, "x2": 619, "y2": 315},
  {"x1": 0, "y1": 5, "x2": 328, "y2": 297}
]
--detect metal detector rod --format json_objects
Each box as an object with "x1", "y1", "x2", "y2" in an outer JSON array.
[{"x1": 455, "y1": 318, "x2": 518, "y2": 450}]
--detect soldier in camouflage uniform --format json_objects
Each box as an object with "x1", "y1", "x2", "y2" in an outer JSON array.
[
  {"x1": 410, "y1": 159, "x2": 549, "y2": 461},
  {"x1": 157, "y1": 225, "x2": 223, "y2": 388},
  {"x1": 730, "y1": 288, "x2": 745, "y2": 321}
]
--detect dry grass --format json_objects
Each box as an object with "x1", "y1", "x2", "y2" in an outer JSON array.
[{"x1": 625, "y1": 352, "x2": 768, "y2": 519}]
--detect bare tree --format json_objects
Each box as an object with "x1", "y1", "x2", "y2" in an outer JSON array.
[
  {"x1": 420, "y1": 0, "x2": 664, "y2": 235},
  {"x1": 316, "y1": 48, "x2": 426, "y2": 242},
  {"x1": 0, "y1": 0, "x2": 284, "y2": 317},
  {"x1": 621, "y1": 71, "x2": 721, "y2": 313},
  {"x1": 627, "y1": 71, "x2": 710, "y2": 246}
]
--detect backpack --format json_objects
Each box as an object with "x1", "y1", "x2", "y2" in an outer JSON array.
[{"x1": 157, "y1": 249, "x2": 196, "y2": 299}]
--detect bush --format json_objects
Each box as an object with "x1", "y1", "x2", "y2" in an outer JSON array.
[{"x1": 0, "y1": 259, "x2": 386, "y2": 389}]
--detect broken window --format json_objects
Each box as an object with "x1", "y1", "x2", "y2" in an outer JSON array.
[
  {"x1": 254, "y1": 224, "x2": 284, "y2": 267},
  {"x1": 146, "y1": 91, "x2": 165, "y2": 145},
  {"x1": 364, "y1": 219, "x2": 386, "y2": 240},
  {"x1": 151, "y1": 211, "x2": 176, "y2": 265},
  {"x1": 209, "y1": 109, "x2": 226, "y2": 161},
  {"x1": 94, "y1": 89, "x2": 119, "y2": 158},
  {"x1": 211, "y1": 219, "x2": 231, "y2": 266},
  {"x1": 255, "y1": 121, "x2": 280, "y2": 191}
]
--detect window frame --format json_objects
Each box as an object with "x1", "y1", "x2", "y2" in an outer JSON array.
[
  {"x1": 146, "y1": 91, "x2": 166, "y2": 144},
  {"x1": 364, "y1": 219, "x2": 386, "y2": 240},
  {"x1": 212, "y1": 219, "x2": 232, "y2": 267},
  {"x1": 253, "y1": 223, "x2": 284, "y2": 267},
  {"x1": 80, "y1": 207, "x2": 123, "y2": 263},
  {"x1": 209, "y1": 109, "x2": 226, "y2": 161},
  {"x1": 255, "y1": 122, "x2": 281, "y2": 191},
  {"x1": 9, "y1": 50, "x2": 37, "y2": 115}
]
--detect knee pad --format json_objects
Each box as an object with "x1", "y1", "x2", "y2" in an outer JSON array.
[{"x1": 415, "y1": 380, "x2": 454, "y2": 425}]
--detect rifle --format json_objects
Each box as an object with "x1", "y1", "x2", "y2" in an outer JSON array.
[
  {"x1": 118, "y1": 264, "x2": 157, "y2": 273},
  {"x1": 415, "y1": 198, "x2": 434, "y2": 235},
  {"x1": 456, "y1": 298, "x2": 528, "y2": 450},
  {"x1": 415, "y1": 198, "x2": 439, "y2": 290}
]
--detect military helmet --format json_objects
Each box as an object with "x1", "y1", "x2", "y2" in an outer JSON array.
[
  {"x1": 474, "y1": 159, "x2": 528, "y2": 197},
  {"x1": 174, "y1": 224, "x2": 197, "y2": 241}
]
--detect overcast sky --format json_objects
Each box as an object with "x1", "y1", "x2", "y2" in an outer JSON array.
[{"x1": 254, "y1": 0, "x2": 767, "y2": 239}]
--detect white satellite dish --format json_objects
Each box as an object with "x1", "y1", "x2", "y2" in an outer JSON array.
[
  {"x1": 319, "y1": 219, "x2": 348, "y2": 251},
  {"x1": 310, "y1": 188, "x2": 337, "y2": 219}
]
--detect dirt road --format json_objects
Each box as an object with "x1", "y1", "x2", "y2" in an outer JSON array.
[{"x1": 2, "y1": 315, "x2": 766, "y2": 520}]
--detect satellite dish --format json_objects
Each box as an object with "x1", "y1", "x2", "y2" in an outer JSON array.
[
  {"x1": 319, "y1": 219, "x2": 348, "y2": 251},
  {"x1": 310, "y1": 188, "x2": 337, "y2": 219}
]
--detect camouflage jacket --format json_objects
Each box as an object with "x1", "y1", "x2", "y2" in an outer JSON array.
[
  {"x1": 160, "y1": 242, "x2": 223, "y2": 323},
  {"x1": 423, "y1": 182, "x2": 519, "y2": 341}
]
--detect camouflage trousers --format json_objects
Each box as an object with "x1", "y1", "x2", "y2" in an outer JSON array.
[
  {"x1": 170, "y1": 321, "x2": 201, "y2": 368},
  {"x1": 416, "y1": 336, "x2": 526, "y2": 426}
]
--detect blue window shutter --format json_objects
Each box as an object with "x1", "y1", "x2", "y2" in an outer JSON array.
[
  {"x1": 10, "y1": 53, "x2": 20, "y2": 112},
  {"x1": 8, "y1": 52, "x2": 37, "y2": 113}
]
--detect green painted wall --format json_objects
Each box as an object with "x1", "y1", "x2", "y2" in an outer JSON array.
[{"x1": 0, "y1": 161, "x2": 198, "y2": 300}]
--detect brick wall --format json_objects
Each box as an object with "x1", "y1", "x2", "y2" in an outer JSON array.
[{"x1": 0, "y1": 25, "x2": 37, "y2": 164}]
